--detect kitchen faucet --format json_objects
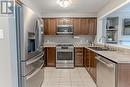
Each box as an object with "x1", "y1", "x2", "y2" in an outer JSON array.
[{"x1": 99, "y1": 36, "x2": 109, "y2": 49}]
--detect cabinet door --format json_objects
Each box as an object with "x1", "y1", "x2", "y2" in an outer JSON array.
[
  {"x1": 88, "y1": 18, "x2": 97, "y2": 35},
  {"x1": 47, "y1": 47, "x2": 56, "y2": 66},
  {"x1": 89, "y1": 50, "x2": 96, "y2": 81},
  {"x1": 44, "y1": 18, "x2": 57, "y2": 35},
  {"x1": 75, "y1": 48, "x2": 83, "y2": 67},
  {"x1": 83, "y1": 48, "x2": 87, "y2": 66},
  {"x1": 73, "y1": 18, "x2": 81, "y2": 35},
  {"x1": 83, "y1": 48, "x2": 90, "y2": 69},
  {"x1": 86, "y1": 49, "x2": 90, "y2": 70},
  {"x1": 44, "y1": 19, "x2": 48, "y2": 35},
  {"x1": 43, "y1": 48, "x2": 47, "y2": 66},
  {"x1": 80, "y1": 19, "x2": 89, "y2": 35}
]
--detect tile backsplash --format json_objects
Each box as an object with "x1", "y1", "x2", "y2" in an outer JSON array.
[{"x1": 44, "y1": 35, "x2": 96, "y2": 44}]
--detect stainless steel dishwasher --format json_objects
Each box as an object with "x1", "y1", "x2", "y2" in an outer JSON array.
[{"x1": 96, "y1": 55, "x2": 116, "y2": 87}]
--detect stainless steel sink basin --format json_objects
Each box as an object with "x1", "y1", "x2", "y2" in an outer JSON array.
[{"x1": 88, "y1": 47, "x2": 112, "y2": 51}]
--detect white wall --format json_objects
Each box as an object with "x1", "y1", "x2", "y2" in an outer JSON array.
[
  {"x1": 42, "y1": 12, "x2": 97, "y2": 18},
  {"x1": 0, "y1": 17, "x2": 12, "y2": 87},
  {"x1": 21, "y1": 0, "x2": 42, "y2": 17},
  {"x1": 0, "y1": 13, "x2": 18, "y2": 87},
  {"x1": 0, "y1": 0, "x2": 42, "y2": 87},
  {"x1": 97, "y1": 0, "x2": 129, "y2": 18}
]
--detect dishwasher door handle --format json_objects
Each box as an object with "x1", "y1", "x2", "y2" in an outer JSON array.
[{"x1": 96, "y1": 57, "x2": 115, "y2": 68}]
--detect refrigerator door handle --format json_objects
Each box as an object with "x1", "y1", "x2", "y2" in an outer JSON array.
[{"x1": 26, "y1": 64, "x2": 43, "y2": 80}]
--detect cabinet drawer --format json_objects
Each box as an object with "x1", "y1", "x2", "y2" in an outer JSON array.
[
  {"x1": 75, "y1": 53, "x2": 83, "y2": 56},
  {"x1": 75, "y1": 48, "x2": 83, "y2": 53},
  {"x1": 75, "y1": 48, "x2": 83, "y2": 51}
]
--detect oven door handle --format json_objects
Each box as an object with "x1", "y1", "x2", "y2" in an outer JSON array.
[{"x1": 26, "y1": 64, "x2": 43, "y2": 80}]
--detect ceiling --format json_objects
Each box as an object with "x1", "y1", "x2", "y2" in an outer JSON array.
[
  {"x1": 28, "y1": 0, "x2": 110, "y2": 17},
  {"x1": 117, "y1": 3, "x2": 130, "y2": 12}
]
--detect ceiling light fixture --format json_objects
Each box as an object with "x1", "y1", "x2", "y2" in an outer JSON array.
[{"x1": 57, "y1": 0, "x2": 72, "y2": 8}]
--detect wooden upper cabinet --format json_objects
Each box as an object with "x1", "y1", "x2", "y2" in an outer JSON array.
[
  {"x1": 44, "y1": 19, "x2": 48, "y2": 35},
  {"x1": 44, "y1": 18, "x2": 97, "y2": 35},
  {"x1": 57, "y1": 18, "x2": 73, "y2": 25},
  {"x1": 88, "y1": 18, "x2": 97, "y2": 35},
  {"x1": 73, "y1": 18, "x2": 81, "y2": 35},
  {"x1": 73, "y1": 18, "x2": 97, "y2": 35},
  {"x1": 80, "y1": 18, "x2": 89, "y2": 35},
  {"x1": 44, "y1": 18, "x2": 57, "y2": 35}
]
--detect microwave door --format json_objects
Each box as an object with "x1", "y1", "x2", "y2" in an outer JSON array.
[{"x1": 57, "y1": 25, "x2": 73, "y2": 35}]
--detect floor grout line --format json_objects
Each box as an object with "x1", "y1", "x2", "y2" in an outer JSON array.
[{"x1": 42, "y1": 67, "x2": 97, "y2": 87}]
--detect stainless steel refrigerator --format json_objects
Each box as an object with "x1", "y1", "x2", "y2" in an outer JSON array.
[{"x1": 15, "y1": 2, "x2": 44, "y2": 87}]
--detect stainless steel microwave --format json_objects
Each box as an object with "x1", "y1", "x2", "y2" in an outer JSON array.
[{"x1": 56, "y1": 25, "x2": 73, "y2": 35}]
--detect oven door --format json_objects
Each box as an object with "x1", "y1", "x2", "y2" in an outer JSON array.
[
  {"x1": 56, "y1": 50, "x2": 74, "y2": 68},
  {"x1": 57, "y1": 51, "x2": 73, "y2": 61}
]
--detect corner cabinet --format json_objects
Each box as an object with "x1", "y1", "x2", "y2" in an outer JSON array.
[
  {"x1": 73, "y1": 18, "x2": 97, "y2": 35},
  {"x1": 88, "y1": 18, "x2": 97, "y2": 35},
  {"x1": 83, "y1": 48, "x2": 96, "y2": 82}
]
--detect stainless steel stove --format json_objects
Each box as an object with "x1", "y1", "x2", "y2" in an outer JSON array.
[{"x1": 56, "y1": 44, "x2": 74, "y2": 68}]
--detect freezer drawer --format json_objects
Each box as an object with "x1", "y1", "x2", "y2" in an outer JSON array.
[
  {"x1": 21, "y1": 68, "x2": 44, "y2": 87},
  {"x1": 21, "y1": 53, "x2": 44, "y2": 76}
]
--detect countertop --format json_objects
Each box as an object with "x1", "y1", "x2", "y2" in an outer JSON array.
[
  {"x1": 86, "y1": 47, "x2": 130, "y2": 63},
  {"x1": 44, "y1": 42, "x2": 88, "y2": 47},
  {"x1": 44, "y1": 43, "x2": 130, "y2": 63}
]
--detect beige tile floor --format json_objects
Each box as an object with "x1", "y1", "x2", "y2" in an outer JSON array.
[{"x1": 41, "y1": 67, "x2": 97, "y2": 87}]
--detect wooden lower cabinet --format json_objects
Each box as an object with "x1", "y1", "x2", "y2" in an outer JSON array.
[
  {"x1": 84, "y1": 48, "x2": 96, "y2": 82},
  {"x1": 43, "y1": 48, "x2": 47, "y2": 66},
  {"x1": 117, "y1": 64, "x2": 130, "y2": 87},
  {"x1": 75, "y1": 47, "x2": 84, "y2": 67},
  {"x1": 83, "y1": 48, "x2": 130, "y2": 86},
  {"x1": 89, "y1": 50, "x2": 96, "y2": 82},
  {"x1": 46, "y1": 47, "x2": 56, "y2": 67},
  {"x1": 83, "y1": 48, "x2": 90, "y2": 69}
]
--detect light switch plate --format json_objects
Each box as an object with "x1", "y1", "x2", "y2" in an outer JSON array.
[{"x1": 0, "y1": 29, "x2": 4, "y2": 39}]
